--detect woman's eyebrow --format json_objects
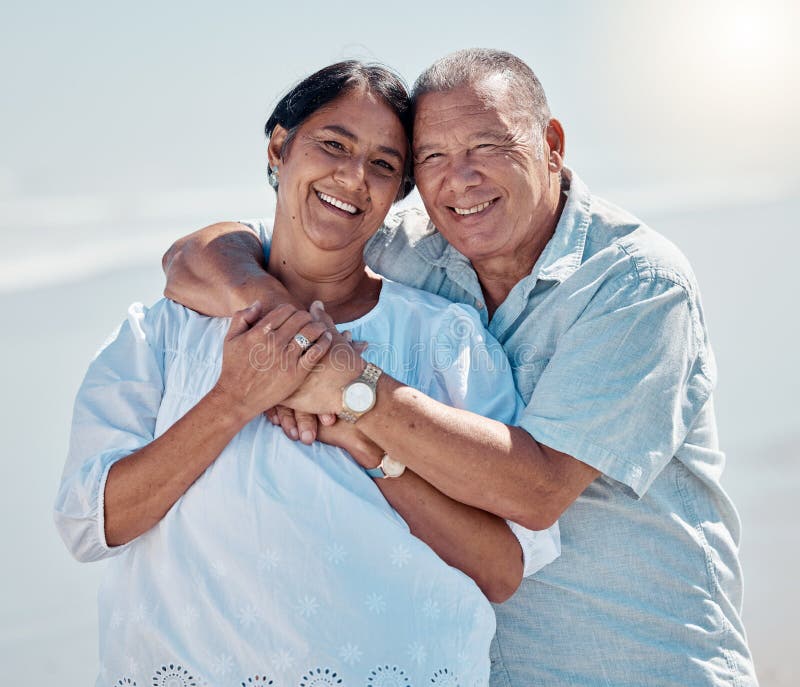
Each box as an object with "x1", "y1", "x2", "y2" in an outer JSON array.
[{"x1": 321, "y1": 125, "x2": 404, "y2": 161}]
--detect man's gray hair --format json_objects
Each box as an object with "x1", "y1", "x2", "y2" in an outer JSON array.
[{"x1": 412, "y1": 48, "x2": 551, "y2": 130}]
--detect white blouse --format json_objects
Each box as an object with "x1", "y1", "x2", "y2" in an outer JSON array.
[{"x1": 55, "y1": 278, "x2": 559, "y2": 687}]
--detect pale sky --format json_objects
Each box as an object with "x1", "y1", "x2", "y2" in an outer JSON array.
[{"x1": 1, "y1": 0, "x2": 797, "y2": 203}]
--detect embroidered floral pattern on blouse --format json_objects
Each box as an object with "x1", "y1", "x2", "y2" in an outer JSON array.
[
  {"x1": 366, "y1": 664, "x2": 411, "y2": 687},
  {"x1": 240, "y1": 674, "x2": 274, "y2": 686},
  {"x1": 338, "y1": 642, "x2": 362, "y2": 665},
  {"x1": 151, "y1": 663, "x2": 197, "y2": 687},
  {"x1": 406, "y1": 642, "x2": 427, "y2": 665},
  {"x1": 429, "y1": 667, "x2": 459, "y2": 686},
  {"x1": 364, "y1": 593, "x2": 386, "y2": 615},
  {"x1": 115, "y1": 679, "x2": 136, "y2": 686},
  {"x1": 298, "y1": 666, "x2": 343, "y2": 686},
  {"x1": 389, "y1": 545, "x2": 412, "y2": 568}
]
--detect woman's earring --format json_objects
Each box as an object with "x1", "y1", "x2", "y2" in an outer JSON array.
[{"x1": 267, "y1": 165, "x2": 279, "y2": 189}]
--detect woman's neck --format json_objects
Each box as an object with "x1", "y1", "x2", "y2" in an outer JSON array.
[{"x1": 268, "y1": 221, "x2": 381, "y2": 323}]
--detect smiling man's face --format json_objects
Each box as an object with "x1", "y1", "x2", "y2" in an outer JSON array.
[{"x1": 412, "y1": 80, "x2": 562, "y2": 269}]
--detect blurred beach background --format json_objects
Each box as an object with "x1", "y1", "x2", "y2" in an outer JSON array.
[{"x1": 1, "y1": 0, "x2": 797, "y2": 684}]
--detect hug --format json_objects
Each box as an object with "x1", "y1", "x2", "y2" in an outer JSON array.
[{"x1": 56, "y1": 49, "x2": 757, "y2": 686}]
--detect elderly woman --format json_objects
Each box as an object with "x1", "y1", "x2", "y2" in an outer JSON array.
[{"x1": 54, "y1": 61, "x2": 558, "y2": 686}]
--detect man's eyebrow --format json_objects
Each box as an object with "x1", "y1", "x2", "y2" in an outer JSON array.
[
  {"x1": 413, "y1": 130, "x2": 507, "y2": 157},
  {"x1": 321, "y1": 125, "x2": 404, "y2": 161},
  {"x1": 413, "y1": 141, "x2": 438, "y2": 157},
  {"x1": 471, "y1": 129, "x2": 506, "y2": 142}
]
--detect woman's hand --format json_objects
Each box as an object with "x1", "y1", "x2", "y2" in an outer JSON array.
[
  {"x1": 264, "y1": 301, "x2": 370, "y2": 443},
  {"x1": 316, "y1": 419, "x2": 384, "y2": 470},
  {"x1": 211, "y1": 301, "x2": 333, "y2": 424}
]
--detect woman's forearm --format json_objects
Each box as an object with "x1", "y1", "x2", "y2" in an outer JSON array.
[
  {"x1": 104, "y1": 302, "x2": 333, "y2": 547},
  {"x1": 317, "y1": 425, "x2": 523, "y2": 602},
  {"x1": 162, "y1": 221, "x2": 301, "y2": 316},
  {"x1": 103, "y1": 389, "x2": 248, "y2": 546}
]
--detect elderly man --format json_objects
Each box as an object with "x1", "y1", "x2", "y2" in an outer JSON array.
[{"x1": 163, "y1": 49, "x2": 758, "y2": 686}]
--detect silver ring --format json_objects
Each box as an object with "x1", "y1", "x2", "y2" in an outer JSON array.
[{"x1": 293, "y1": 333, "x2": 312, "y2": 351}]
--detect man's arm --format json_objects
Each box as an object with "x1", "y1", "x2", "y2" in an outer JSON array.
[
  {"x1": 359, "y1": 381, "x2": 599, "y2": 531},
  {"x1": 162, "y1": 221, "x2": 301, "y2": 316},
  {"x1": 283, "y1": 308, "x2": 599, "y2": 532},
  {"x1": 162, "y1": 224, "x2": 596, "y2": 528}
]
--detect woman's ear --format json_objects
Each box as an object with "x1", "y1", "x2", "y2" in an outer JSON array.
[{"x1": 267, "y1": 124, "x2": 290, "y2": 169}]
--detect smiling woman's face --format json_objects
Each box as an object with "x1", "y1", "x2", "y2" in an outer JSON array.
[{"x1": 268, "y1": 87, "x2": 408, "y2": 254}]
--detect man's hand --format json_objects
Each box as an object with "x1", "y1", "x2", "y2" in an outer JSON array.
[{"x1": 210, "y1": 302, "x2": 332, "y2": 424}]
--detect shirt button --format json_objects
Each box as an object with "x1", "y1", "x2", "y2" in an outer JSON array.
[{"x1": 475, "y1": 300, "x2": 484, "y2": 309}]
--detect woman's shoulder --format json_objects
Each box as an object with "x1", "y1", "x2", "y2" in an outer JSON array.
[
  {"x1": 380, "y1": 278, "x2": 480, "y2": 319},
  {"x1": 120, "y1": 298, "x2": 229, "y2": 358},
  {"x1": 379, "y1": 279, "x2": 486, "y2": 339}
]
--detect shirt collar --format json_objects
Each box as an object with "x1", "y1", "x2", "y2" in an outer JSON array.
[{"x1": 529, "y1": 167, "x2": 591, "y2": 284}]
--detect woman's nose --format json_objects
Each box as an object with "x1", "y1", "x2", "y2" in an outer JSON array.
[{"x1": 334, "y1": 157, "x2": 367, "y2": 190}]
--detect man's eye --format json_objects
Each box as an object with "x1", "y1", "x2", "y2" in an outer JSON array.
[
  {"x1": 418, "y1": 152, "x2": 442, "y2": 163},
  {"x1": 324, "y1": 140, "x2": 345, "y2": 151}
]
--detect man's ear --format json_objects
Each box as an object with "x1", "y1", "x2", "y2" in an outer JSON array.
[
  {"x1": 267, "y1": 124, "x2": 290, "y2": 169},
  {"x1": 545, "y1": 118, "x2": 566, "y2": 172}
]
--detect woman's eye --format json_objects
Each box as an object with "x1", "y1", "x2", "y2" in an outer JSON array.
[
  {"x1": 373, "y1": 159, "x2": 397, "y2": 173},
  {"x1": 418, "y1": 152, "x2": 441, "y2": 164},
  {"x1": 324, "y1": 140, "x2": 345, "y2": 151}
]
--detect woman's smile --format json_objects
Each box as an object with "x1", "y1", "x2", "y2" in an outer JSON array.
[{"x1": 315, "y1": 190, "x2": 363, "y2": 216}]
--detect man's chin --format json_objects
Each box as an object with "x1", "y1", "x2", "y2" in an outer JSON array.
[{"x1": 437, "y1": 226, "x2": 498, "y2": 260}]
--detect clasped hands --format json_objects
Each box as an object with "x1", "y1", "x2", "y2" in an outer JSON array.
[{"x1": 210, "y1": 300, "x2": 383, "y2": 469}]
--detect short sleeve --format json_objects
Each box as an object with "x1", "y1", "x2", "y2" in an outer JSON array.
[
  {"x1": 234, "y1": 218, "x2": 270, "y2": 264},
  {"x1": 519, "y1": 272, "x2": 715, "y2": 498},
  {"x1": 422, "y1": 303, "x2": 561, "y2": 577},
  {"x1": 53, "y1": 302, "x2": 166, "y2": 562}
]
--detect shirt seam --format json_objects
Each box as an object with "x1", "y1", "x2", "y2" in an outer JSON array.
[
  {"x1": 577, "y1": 259, "x2": 714, "y2": 382},
  {"x1": 520, "y1": 416, "x2": 648, "y2": 496}
]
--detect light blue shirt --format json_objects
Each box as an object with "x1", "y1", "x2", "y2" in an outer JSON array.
[
  {"x1": 54, "y1": 278, "x2": 560, "y2": 686},
  {"x1": 362, "y1": 169, "x2": 758, "y2": 686}
]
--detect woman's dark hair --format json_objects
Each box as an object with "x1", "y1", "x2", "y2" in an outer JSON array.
[{"x1": 265, "y1": 60, "x2": 414, "y2": 200}]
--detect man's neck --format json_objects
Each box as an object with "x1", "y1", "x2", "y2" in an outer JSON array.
[{"x1": 474, "y1": 191, "x2": 566, "y2": 318}]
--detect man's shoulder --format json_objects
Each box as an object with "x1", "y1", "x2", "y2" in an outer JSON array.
[
  {"x1": 372, "y1": 204, "x2": 441, "y2": 251},
  {"x1": 585, "y1": 195, "x2": 699, "y2": 296},
  {"x1": 364, "y1": 204, "x2": 454, "y2": 291}
]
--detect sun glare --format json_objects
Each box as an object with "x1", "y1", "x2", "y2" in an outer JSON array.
[{"x1": 698, "y1": 3, "x2": 788, "y2": 80}]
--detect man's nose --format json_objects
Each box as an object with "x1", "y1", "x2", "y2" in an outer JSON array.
[{"x1": 442, "y1": 154, "x2": 482, "y2": 194}]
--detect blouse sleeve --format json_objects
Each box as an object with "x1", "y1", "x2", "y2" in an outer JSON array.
[
  {"x1": 53, "y1": 301, "x2": 166, "y2": 562},
  {"x1": 420, "y1": 303, "x2": 561, "y2": 577}
]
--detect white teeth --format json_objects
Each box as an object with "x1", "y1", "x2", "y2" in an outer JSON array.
[
  {"x1": 453, "y1": 200, "x2": 493, "y2": 215},
  {"x1": 317, "y1": 192, "x2": 358, "y2": 214}
]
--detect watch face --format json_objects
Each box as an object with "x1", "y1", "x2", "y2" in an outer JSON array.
[
  {"x1": 381, "y1": 455, "x2": 406, "y2": 478},
  {"x1": 344, "y1": 381, "x2": 374, "y2": 413}
]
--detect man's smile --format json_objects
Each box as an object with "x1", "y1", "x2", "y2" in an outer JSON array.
[{"x1": 448, "y1": 198, "x2": 499, "y2": 217}]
